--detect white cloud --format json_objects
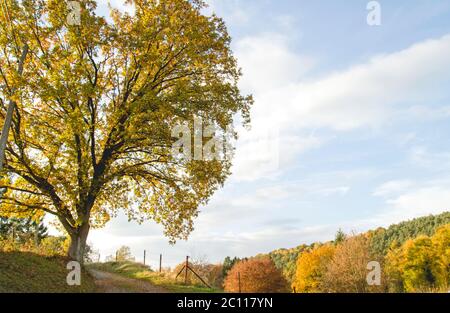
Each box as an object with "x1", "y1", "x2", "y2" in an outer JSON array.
[
  {"x1": 409, "y1": 146, "x2": 450, "y2": 169},
  {"x1": 230, "y1": 33, "x2": 450, "y2": 182},
  {"x1": 235, "y1": 33, "x2": 315, "y2": 94},
  {"x1": 230, "y1": 125, "x2": 322, "y2": 182},
  {"x1": 371, "y1": 179, "x2": 450, "y2": 226},
  {"x1": 204, "y1": 0, "x2": 252, "y2": 27},
  {"x1": 373, "y1": 180, "x2": 415, "y2": 197},
  {"x1": 402, "y1": 105, "x2": 450, "y2": 121},
  {"x1": 385, "y1": 186, "x2": 450, "y2": 221},
  {"x1": 279, "y1": 34, "x2": 450, "y2": 131}
]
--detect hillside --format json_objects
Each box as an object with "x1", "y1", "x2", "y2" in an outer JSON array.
[
  {"x1": 263, "y1": 212, "x2": 450, "y2": 282},
  {"x1": 0, "y1": 251, "x2": 96, "y2": 293},
  {"x1": 369, "y1": 212, "x2": 450, "y2": 255}
]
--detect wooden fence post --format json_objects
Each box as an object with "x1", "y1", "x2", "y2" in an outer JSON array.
[
  {"x1": 143, "y1": 250, "x2": 146, "y2": 265},
  {"x1": 185, "y1": 256, "x2": 189, "y2": 285},
  {"x1": 174, "y1": 255, "x2": 212, "y2": 289},
  {"x1": 159, "y1": 254, "x2": 162, "y2": 272}
]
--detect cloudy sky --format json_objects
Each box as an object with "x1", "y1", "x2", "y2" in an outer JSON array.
[{"x1": 80, "y1": 0, "x2": 450, "y2": 268}]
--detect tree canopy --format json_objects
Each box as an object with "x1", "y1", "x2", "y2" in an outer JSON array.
[
  {"x1": 370, "y1": 212, "x2": 450, "y2": 255},
  {"x1": 291, "y1": 244, "x2": 335, "y2": 293},
  {"x1": 0, "y1": 0, "x2": 251, "y2": 261},
  {"x1": 385, "y1": 225, "x2": 450, "y2": 292}
]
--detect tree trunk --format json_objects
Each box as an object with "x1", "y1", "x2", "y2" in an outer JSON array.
[{"x1": 68, "y1": 223, "x2": 90, "y2": 263}]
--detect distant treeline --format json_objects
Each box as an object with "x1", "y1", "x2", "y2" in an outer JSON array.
[
  {"x1": 369, "y1": 212, "x2": 450, "y2": 255},
  {"x1": 246, "y1": 212, "x2": 450, "y2": 283}
]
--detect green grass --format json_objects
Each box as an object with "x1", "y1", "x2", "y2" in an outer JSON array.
[
  {"x1": 88, "y1": 261, "x2": 222, "y2": 293},
  {"x1": 0, "y1": 251, "x2": 96, "y2": 293}
]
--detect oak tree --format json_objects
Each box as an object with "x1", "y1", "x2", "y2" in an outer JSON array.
[{"x1": 0, "y1": 0, "x2": 251, "y2": 262}]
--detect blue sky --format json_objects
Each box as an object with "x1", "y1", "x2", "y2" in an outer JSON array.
[{"x1": 83, "y1": 0, "x2": 450, "y2": 268}]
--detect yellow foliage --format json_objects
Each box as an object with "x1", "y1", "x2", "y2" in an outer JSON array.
[
  {"x1": 385, "y1": 225, "x2": 450, "y2": 292},
  {"x1": 432, "y1": 224, "x2": 450, "y2": 286},
  {"x1": 0, "y1": 0, "x2": 251, "y2": 259},
  {"x1": 292, "y1": 244, "x2": 335, "y2": 293}
]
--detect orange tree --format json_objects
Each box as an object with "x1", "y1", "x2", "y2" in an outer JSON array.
[
  {"x1": 224, "y1": 257, "x2": 289, "y2": 293},
  {"x1": 0, "y1": 0, "x2": 251, "y2": 262}
]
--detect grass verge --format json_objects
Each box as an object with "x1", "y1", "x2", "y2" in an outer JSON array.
[{"x1": 0, "y1": 250, "x2": 96, "y2": 293}]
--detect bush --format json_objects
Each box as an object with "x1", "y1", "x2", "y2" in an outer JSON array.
[
  {"x1": 171, "y1": 259, "x2": 223, "y2": 288},
  {"x1": 224, "y1": 257, "x2": 289, "y2": 293},
  {"x1": 39, "y1": 236, "x2": 68, "y2": 256}
]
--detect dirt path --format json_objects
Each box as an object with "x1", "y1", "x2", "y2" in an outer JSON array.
[{"x1": 89, "y1": 269, "x2": 168, "y2": 293}]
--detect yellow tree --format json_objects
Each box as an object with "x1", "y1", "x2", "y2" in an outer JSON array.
[
  {"x1": 292, "y1": 244, "x2": 335, "y2": 293},
  {"x1": 386, "y1": 235, "x2": 445, "y2": 292},
  {"x1": 0, "y1": 0, "x2": 251, "y2": 261},
  {"x1": 431, "y1": 224, "x2": 450, "y2": 287}
]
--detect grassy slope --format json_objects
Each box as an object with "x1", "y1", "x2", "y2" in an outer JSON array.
[
  {"x1": 0, "y1": 251, "x2": 96, "y2": 293},
  {"x1": 88, "y1": 261, "x2": 221, "y2": 293}
]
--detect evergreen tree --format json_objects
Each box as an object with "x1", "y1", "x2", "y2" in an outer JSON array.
[
  {"x1": 334, "y1": 228, "x2": 346, "y2": 245},
  {"x1": 0, "y1": 216, "x2": 47, "y2": 243},
  {"x1": 371, "y1": 212, "x2": 450, "y2": 255},
  {"x1": 222, "y1": 256, "x2": 241, "y2": 277}
]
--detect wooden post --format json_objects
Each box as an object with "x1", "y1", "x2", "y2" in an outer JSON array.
[
  {"x1": 238, "y1": 272, "x2": 241, "y2": 293},
  {"x1": 293, "y1": 286, "x2": 296, "y2": 293},
  {"x1": 159, "y1": 254, "x2": 162, "y2": 272},
  {"x1": 143, "y1": 250, "x2": 146, "y2": 265},
  {"x1": 184, "y1": 256, "x2": 189, "y2": 285},
  {"x1": 115, "y1": 250, "x2": 118, "y2": 262}
]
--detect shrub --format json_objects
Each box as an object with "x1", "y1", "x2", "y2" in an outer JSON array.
[
  {"x1": 39, "y1": 236, "x2": 68, "y2": 256},
  {"x1": 224, "y1": 257, "x2": 289, "y2": 293},
  {"x1": 171, "y1": 260, "x2": 223, "y2": 288}
]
